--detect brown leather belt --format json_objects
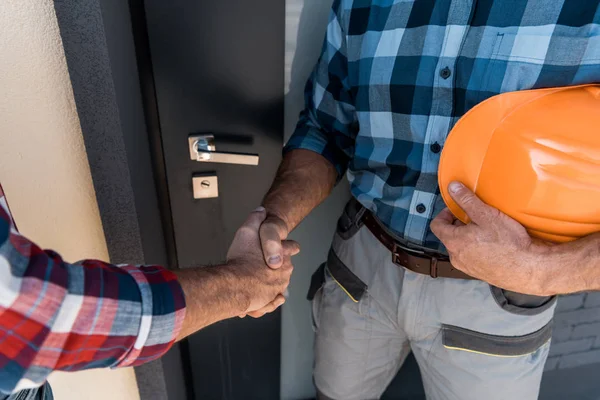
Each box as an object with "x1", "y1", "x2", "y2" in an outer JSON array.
[{"x1": 362, "y1": 211, "x2": 475, "y2": 280}]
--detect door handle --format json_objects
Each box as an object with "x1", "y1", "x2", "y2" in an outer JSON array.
[{"x1": 188, "y1": 134, "x2": 259, "y2": 166}]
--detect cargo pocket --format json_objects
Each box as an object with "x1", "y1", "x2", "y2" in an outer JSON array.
[
  {"x1": 325, "y1": 248, "x2": 367, "y2": 303},
  {"x1": 307, "y1": 197, "x2": 370, "y2": 329},
  {"x1": 306, "y1": 248, "x2": 369, "y2": 328},
  {"x1": 442, "y1": 321, "x2": 553, "y2": 357},
  {"x1": 490, "y1": 285, "x2": 557, "y2": 316}
]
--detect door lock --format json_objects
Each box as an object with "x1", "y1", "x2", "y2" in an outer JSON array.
[
  {"x1": 188, "y1": 134, "x2": 259, "y2": 166},
  {"x1": 192, "y1": 175, "x2": 219, "y2": 199}
]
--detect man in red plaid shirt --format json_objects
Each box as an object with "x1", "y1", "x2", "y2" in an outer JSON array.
[{"x1": 0, "y1": 185, "x2": 297, "y2": 400}]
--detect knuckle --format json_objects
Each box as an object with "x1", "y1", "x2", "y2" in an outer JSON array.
[
  {"x1": 488, "y1": 208, "x2": 502, "y2": 220},
  {"x1": 449, "y1": 254, "x2": 461, "y2": 269},
  {"x1": 279, "y1": 278, "x2": 291, "y2": 289},
  {"x1": 460, "y1": 193, "x2": 474, "y2": 206}
]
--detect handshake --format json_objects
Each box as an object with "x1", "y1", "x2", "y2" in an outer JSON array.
[{"x1": 224, "y1": 206, "x2": 299, "y2": 318}]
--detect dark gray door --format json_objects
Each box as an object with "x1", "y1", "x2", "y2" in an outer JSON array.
[{"x1": 141, "y1": 1, "x2": 284, "y2": 398}]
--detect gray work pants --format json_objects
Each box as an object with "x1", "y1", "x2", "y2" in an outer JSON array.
[{"x1": 310, "y1": 202, "x2": 555, "y2": 400}]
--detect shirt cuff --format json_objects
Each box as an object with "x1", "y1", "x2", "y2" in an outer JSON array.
[
  {"x1": 284, "y1": 125, "x2": 349, "y2": 180},
  {"x1": 115, "y1": 266, "x2": 186, "y2": 367}
]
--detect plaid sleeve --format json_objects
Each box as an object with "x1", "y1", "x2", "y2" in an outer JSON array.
[
  {"x1": 284, "y1": 0, "x2": 358, "y2": 179},
  {"x1": 0, "y1": 200, "x2": 186, "y2": 394}
]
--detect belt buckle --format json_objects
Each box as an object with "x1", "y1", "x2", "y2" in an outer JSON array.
[{"x1": 391, "y1": 243, "x2": 408, "y2": 267}]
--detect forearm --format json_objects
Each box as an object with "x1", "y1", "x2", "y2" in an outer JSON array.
[
  {"x1": 175, "y1": 265, "x2": 247, "y2": 340},
  {"x1": 540, "y1": 233, "x2": 600, "y2": 294},
  {"x1": 262, "y1": 149, "x2": 337, "y2": 232},
  {"x1": 0, "y1": 225, "x2": 185, "y2": 390}
]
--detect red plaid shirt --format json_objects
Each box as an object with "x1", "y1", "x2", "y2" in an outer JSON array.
[{"x1": 0, "y1": 185, "x2": 186, "y2": 394}]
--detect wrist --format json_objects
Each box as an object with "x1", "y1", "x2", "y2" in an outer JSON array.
[
  {"x1": 174, "y1": 265, "x2": 248, "y2": 340},
  {"x1": 220, "y1": 262, "x2": 252, "y2": 314},
  {"x1": 527, "y1": 244, "x2": 561, "y2": 295},
  {"x1": 553, "y1": 234, "x2": 600, "y2": 293},
  {"x1": 530, "y1": 235, "x2": 600, "y2": 295}
]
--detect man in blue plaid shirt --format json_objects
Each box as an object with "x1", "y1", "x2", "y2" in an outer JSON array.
[{"x1": 249, "y1": 1, "x2": 600, "y2": 398}]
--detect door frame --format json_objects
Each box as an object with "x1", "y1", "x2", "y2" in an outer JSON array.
[
  {"x1": 54, "y1": 0, "x2": 190, "y2": 398},
  {"x1": 54, "y1": 0, "x2": 284, "y2": 398}
]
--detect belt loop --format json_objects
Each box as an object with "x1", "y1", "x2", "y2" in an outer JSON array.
[
  {"x1": 430, "y1": 257, "x2": 438, "y2": 278},
  {"x1": 392, "y1": 243, "x2": 400, "y2": 265}
]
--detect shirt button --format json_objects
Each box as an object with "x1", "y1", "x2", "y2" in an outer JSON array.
[
  {"x1": 440, "y1": 67, "x2": 452, "y2": 80},
  {"x1": 430, "y1": 142, "x2": 442, "y2": 153},
  {"x1": 416, "y1": 204, "x2": 427, "y2": 214}
]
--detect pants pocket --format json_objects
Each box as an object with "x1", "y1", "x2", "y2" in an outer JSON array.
[
  {"x1": 325, "y1": 248, "x2": 367, "y2": 303},
  {"x1": 442, "y1": 321, "x2": 553, "y2": 357},
  {"x1": 336, "y1": 198, "x2": 366, "y2": 240},
  {"x1": 489, "y1": 285, "x2": 557, "y2": 316},
  {"x1": 307, "y1": 247, "x2": 370, "y2": 331}
]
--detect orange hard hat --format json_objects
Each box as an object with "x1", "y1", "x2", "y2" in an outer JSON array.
[{"x1": 439, "y1": 84, "x2": 600, "y2": 243}]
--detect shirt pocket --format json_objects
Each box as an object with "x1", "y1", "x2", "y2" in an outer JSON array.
[{"x1": 481, "y1": 33, "x2": 600, "y2": 99}]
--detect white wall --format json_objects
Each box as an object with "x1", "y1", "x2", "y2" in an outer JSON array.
[
  {"x1": 0, "y1": 1, "x2": 139, "y2": 399},
  {"x1": 282, "y1": 1, "x2": 351, "y2": 399}
]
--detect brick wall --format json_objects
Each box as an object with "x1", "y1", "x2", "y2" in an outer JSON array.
[{"x1": 546, "y1": 293, "x2": 600, "y2": 370}]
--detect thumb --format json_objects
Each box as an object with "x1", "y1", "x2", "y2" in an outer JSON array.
[
  {"x1": 448, "y1": 182, "x2": 493, "y2": 225},
  {"x1": 260, "y1": 215, "x2": 288, "y2": 269}
]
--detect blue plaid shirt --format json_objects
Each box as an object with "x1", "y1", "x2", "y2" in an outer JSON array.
[{"x1": 285, "y1": 0, "x2": 600, "y2": 251}]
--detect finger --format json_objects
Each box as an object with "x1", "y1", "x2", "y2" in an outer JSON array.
[
  {"x1": 260, "y1": 218, "x2": 287, "y2": 269},
  {"x1": 430, "y1": 208, "x2": 461, "y2": 241},
  {"x1": 434, "y1": 208, "x2": 455, "y2": 225},
  {"x1": 241, "y1": 206, "x2": 267, "y2": 231},
  {"x1": 453, "y1": 219, "x2": 466, "y2": 227},
  {"x1": 448, "y1": 182, "x2": 495, "y2": 225},
  {"x1": 278, "y1": 260, "x2": 294, "y2": 274},
  {"x1": 246, "y1": 311, "x2": 265, "y2": 318},
  {"x1": 246, "y1": 295, "x2": 286, "y2": 318},
  {"x1": 282, "y1": 240, "x2": 301, "y2": 256}
]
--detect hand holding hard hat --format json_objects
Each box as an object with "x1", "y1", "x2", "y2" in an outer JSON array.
[
  {"x1": 433, "y1": 84, "x2": 600, "y2": 295},
  {"x1": 431, "y1": 181, "x2": 555, "y2": 295},
  {"x1": 438, "y1": 84, "x2": 600, "y2": 243}
]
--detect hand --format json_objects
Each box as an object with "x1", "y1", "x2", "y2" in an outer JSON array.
[
  {"x1": 430, "y1": 182, "x2": 555, "y2": 295},
  {"x1": 259, "y1": 212, "x2": 291, "y2": 269},
  {"x1": 235, "y1": 211, "x2": 297, "y2": 319},
  {"x1": 226, "y1": 207, "x2": 299, "y2": 316}
]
